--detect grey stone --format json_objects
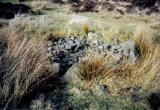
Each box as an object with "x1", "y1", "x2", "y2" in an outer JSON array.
[
  {"x1": 65, "y1": 44, "x2": 72, "y2": 50},
  {"x1": 92, "y1": 84, "x2": 108, "y2": 96},
  {"x1": 98, "y1": 45, "x2": 104, "y2": 50},
  {"x1": 47, "y1": 41, "x2": 53, "y2": 47},
  {"x1": 62, "y1": 64, "x2": 81, "y2": 83},
  {"x1": 88, "y1": 32, "x2": 101, "y2": 40},
  {"x1": 119, "y1": 40, "x2": 140, "y2": 62},
  {"x1": 92, "y1": 40, "x2": 99, "y2": 44},
  {"x1": 69, "y1": 87, "x2": 82, "y2": 97},
  {"x1": 47, "y1": 47, "x2": 53, "y2": 52},
  {"x1": 53, "y1": 42, "x2": 58, "y2": 45},
  {"x1": 51, "y1": 63, "x2": 60, "y2": 74}
]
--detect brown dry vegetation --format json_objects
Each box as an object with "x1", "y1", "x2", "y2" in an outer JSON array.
[
  {"x1": 0, "y1": 26, "x2": 56, "y2": 109},
  {"x1": 0, "y1": 1, "x2": 160, "y2": 109},
  {"x1": 76, "y1": 54, "x2": 107, "y2": 81},
  {"x1": 76, "y1": 25, "x2": 160, "y2": 96}
]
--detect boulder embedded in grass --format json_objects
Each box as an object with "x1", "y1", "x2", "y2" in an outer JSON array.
[
  {"x1": 62, "y1": 64, "x2": 82, "y2": 83},
  {"x1": 119, "y1": 39, "x2": 140, "y2": 62}
]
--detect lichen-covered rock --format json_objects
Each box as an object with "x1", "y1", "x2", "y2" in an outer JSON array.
[
  {"x1": 119, "y1": 39, "x2": 140, "y2": 62},
  {"x1": 91, "y1": 84, "x2": 108, "y2": 96},
  {"x1": 47, "y1": 35, "x2": 140, "y2": 77},
  {"x1": 62, "y1": 63, "x2": 82, "y2": 83}
]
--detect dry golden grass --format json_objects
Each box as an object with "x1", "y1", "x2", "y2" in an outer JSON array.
[
  {"x1": 76, "y1": 54, "x2": 107, "y2": 82},
  {"x1": 76, "y1": 25, "x2": 160, "y2": 96},
  {"x1": 83, "y1": 23, "x2": 89, "y2": 35},
  {"x1": 133, "y1": 25, "x2": 153, "y2": 57},
  {"x1": 102, "y1": 25, "x2": 160, "y2": 94},
  {"x1": 130, "y1": 25, "x2": 160, "y2": 88},
  {"x1": 0, "y1": 27, "x2": 56, "y2": 108}
]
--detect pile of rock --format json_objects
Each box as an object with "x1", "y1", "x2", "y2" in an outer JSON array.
[
  {"x1": 47, "y1": 34, "x2": 140, "y2": 74},
  {"x1": 47, "y1": 36, "x2": 89, "y2": 73}
]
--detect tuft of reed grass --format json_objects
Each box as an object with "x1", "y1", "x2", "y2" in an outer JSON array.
[
  {"x1": 103, "y1": 25, "x2": 160, "y2": 94},
  {"x1": 75, "y1": 25, "x2": 160, "y2": 96},
  {"x1": 133, "y1": 25, "x2": 153, "y2": 57},
  {"x1": 83, "y1": 22, "x2": 89, "y2": 35},
  {"x1": 76, "y1": 54, "x2": 107, "y2": 81},
  {"x1": 0, "y1": 27, "x2": 56, "y2": 108}
]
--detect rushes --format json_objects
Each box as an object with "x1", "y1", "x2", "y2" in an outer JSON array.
[
  {"x1": 0, "y1": 27, "x2": 56, "y2": 108},
  {"x1": 133, "y1": 25, "x2": 153, "y2": 57},
  {"x1": 76, "y1": 54, "x2": 107, "y2": 81},
  {"x1": 130, "y1": 25, "x2": 160, "y2": 87},
  {"x1": 76, "y1": 25, "x2": 160, "y2": 95},
  {"x1": 83, "y1": 22, "x2": 89, "y2": 35}
]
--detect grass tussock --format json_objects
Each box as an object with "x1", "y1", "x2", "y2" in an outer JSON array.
[
  {"x1": 0, "y1": 27, "x2": 56, "y2": 108},
  {"x1": 105, "y1": 25, "x2": 160, "y2": 92},
  {"x1": 83, "y1": 22, "x2": 89, "y2": 35},
  {"x1": 76, "y1": 54, "x2": 107, "y2": 82},
  {"x1": 76, "y1": 25, "x2": 160, "y2": 96},
  {"x1": 106, "y1": 25, "x2": 160, "y2": 89},
  {"x1": 133, "y1": 25, "x2": 153, "y2": 57},
  {"x1": 130, "y1": 25, "x2": 160, "y2": 87}
]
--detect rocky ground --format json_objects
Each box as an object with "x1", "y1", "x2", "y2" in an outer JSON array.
[
  {"x1": 47, "y1": 33, "x2": 139, "y2": 75},
  {"x1": 0, "y1": 0, "x2": 160, "y2": 110},
  {"x1": 28, "y1": 32, "x2": 140, "y2": 109}
]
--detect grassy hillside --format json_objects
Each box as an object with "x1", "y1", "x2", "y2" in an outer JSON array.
[{"x1": 0, "y1": 0, "x2": 160, "y2": 109}]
